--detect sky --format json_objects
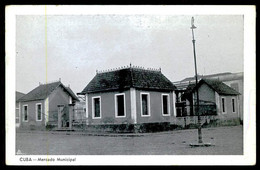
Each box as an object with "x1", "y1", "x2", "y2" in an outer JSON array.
[{"x1": 16, "y1": 15, "x2": 244, "y2": 94}]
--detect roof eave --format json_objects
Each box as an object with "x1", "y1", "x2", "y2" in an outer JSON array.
[
  {"x1": 83, "y1": 86, "x2": 175, "y2": 94},
  {"x1": 218, "y1": 93, "x2": 240, "y2": 96},
  {"x1": 17, "y1": 98, "x2": 46, "y2": 102},
  {"x1": 59, "y1": 83, "x2": 79, "y2": 101},
  {"x1": 85, "y1": 87, "x2": 131, "y2": 94}
]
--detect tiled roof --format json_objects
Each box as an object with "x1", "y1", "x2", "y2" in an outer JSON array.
[
  {"x1": 202, "y1": 79, "x2": 240, "y2": 95},
  {"x1": 189, "y1": 79, "x2": 240, "y2": 95},
  {"x1": 16, "y1": 91, "x2": 25, "y2": 101},
  {"x1": 80, "y1": 68, "x2": 176, "y2": 94},
  {"x1": 18, "y1": 81, "x2": 79, "y2": 102}
]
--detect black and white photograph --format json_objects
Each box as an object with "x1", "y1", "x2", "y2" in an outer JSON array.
[{"x1": 5, "y1": 5, "x2": 256, "y2": 165}]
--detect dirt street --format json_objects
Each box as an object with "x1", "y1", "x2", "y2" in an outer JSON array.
[{"x1": 16, "y1": 125, "x2": 243, "y2": 155}]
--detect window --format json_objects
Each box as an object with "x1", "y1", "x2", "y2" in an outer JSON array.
[
  {"x1": 162, "y1": 94, "x2": 170, "y2": 116},
  {"x1": 115, "y1": 93, "x2": 126, "y2": 117},
  {"x1": 232, "y1": 98, "x2": 236, "y2": 113},
  {"x1": 23, "y1": 105, "x2": 28, "y2": 122},
  {"x1": 140, "y1": 93, "x2": 150, "y2": 116},
  {"x1": 92, "y1": 96, "x2": 101, "y2": 119},
  {"x1": 36, "y1": 103, "x2": 42, "y2": 121},
  {"x1": 221, "y1": 97, "x2": 226, "y2": 114}
]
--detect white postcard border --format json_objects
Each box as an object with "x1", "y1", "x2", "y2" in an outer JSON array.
[{"x1": 5, "y1": 5, "x2": 256, "y2": 165}]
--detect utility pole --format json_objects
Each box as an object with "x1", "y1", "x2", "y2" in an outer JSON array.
[{"x1": 191, "y1": 17, "x2": 203, "y2": 144}]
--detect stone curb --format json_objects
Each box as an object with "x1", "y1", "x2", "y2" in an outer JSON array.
[{"x1": 16, "y1": 130, "x2": 145, "y2": 137}]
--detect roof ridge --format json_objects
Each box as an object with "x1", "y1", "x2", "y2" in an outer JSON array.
[
  {"x1": 18, "y1": 81, "x2": 79, "y2": 102},
  {"x1": 39, "y1": 80, "x2": 61, "y2": 86},
  {"x1": 18, "y1": 81, "x2": 58, "y2": 101},
  {"x1": 16, "y1": 91, "x2": 25, "y2": 95},
  {"x1": 96, "y1": 66, "x2": 130, "y2": 74},
  {"x1": 51, "y1": 81, "x2": 62, "y2": 93},
  {"x1": 96, "y1": 65, "x2": 161, "y2": 75},
  {"x1": 40, "y1": 81, "x2": 62, "y2": 98},
  {"x1": 201, "y1": 78, "x2": 240, "y2": 95},
  {"x1": 200, "y1": 79, "x2": 219, "y2": 92}
]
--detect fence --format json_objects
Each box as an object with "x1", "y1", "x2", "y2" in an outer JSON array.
[
  {"x1": 72, "y1": 108, "x2": 87, "y2": 126},
  {"x1": 174, "y1": 115, "x2": 216, "y2": 128},
  {"x1": 193, "y1": 104, "x2": 217, "y2": 116},
  {"x1": 176, "y1": 103, "x2": 217, "y2": 117}
]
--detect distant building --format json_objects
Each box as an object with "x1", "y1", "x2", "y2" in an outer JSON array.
[
  {"x1": 183, "y1": 79, "x2": 240, "y2": 118},
  {"x1": 173, "y1": 72, "x2": 243, "y2": 121},
  {"x1": 78, "y1": 66, "x2": 177, "y2": 126},
  {"x1": 17, "y1": 81, "x2": 79, "y2": 130}
]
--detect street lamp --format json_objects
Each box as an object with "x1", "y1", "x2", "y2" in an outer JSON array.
[{"x1": 191, "y1": 17, "x2": 203, "y2": 144}]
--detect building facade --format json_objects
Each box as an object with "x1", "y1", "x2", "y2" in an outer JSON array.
[
  {"x1": 172, "y1": 78, "x2": 240, "y2": 127},
  {"x1": 173, "y1": 72, "x2": 243, "y2": 121},
  {"x1": 16, "y1": 91, "x2": 25, "y2": 127},
  {"x1": 17, "y1": 81, "x2": 79, "y2": 130},
  {"x1": 78, "y1": 66, "x2": 177, "y2": 127},
  {"x1": 190, "y1": 79, "x2": 240, "y2": 117}
]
